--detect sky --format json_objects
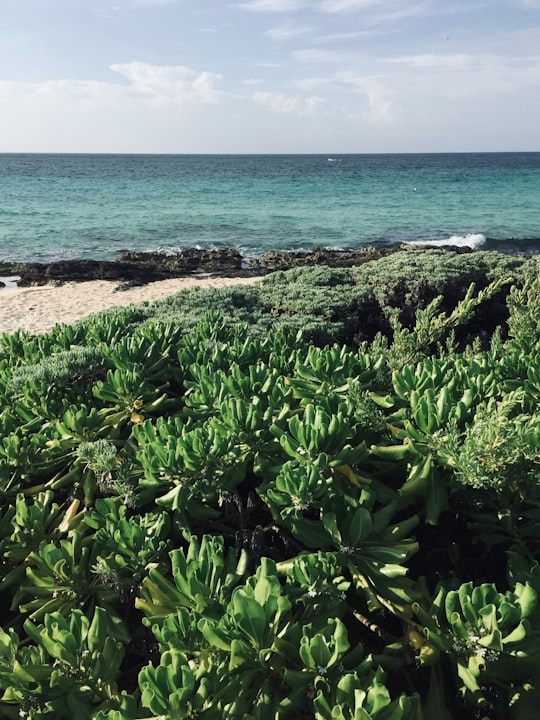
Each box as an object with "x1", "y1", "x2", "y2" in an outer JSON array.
[{"x1": 1, "y1": 0, "x2": 539, "y2": 153}]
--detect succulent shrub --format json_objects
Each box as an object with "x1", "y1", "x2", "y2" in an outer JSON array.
[{"x1": 0, "y1": 250, "x2": 538, "y2": 719}]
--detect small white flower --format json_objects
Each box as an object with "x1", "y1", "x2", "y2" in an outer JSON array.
[{"x1": 291, "y1": 494, "x2": 311, "y2": 511}]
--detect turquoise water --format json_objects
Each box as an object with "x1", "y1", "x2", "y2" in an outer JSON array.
[{"x1": 0, "y1": 153, "x2": 539, "y2": 263}]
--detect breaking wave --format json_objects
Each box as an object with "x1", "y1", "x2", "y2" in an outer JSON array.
[{"x1": 404, "y1": 233, "x2": 487, "y2": 251}]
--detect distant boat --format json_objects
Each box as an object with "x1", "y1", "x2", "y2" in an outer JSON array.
[{"x1": 327, "y1": 157, "x2": 342, "y2": 162}]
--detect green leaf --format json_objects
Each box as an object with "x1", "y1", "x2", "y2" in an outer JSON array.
[{"x1": 231, "y1": 592, "x2": 267, "y2": 648}]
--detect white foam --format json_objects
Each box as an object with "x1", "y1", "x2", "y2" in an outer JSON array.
[
  {"x1": 0, "y1": 275, "x2": 21, "y2": 290},
  {"x1": 405, "y1": 233, "x2": 486, "y2": 251}
]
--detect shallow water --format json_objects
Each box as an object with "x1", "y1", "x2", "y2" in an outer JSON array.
[{"x1": 1, "y1": 152, "x2": 539, "y2": 262}]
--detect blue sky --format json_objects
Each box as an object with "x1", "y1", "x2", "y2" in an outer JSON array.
[{"x1": 1, "y1": 0, "x2": 539, "y2": 152}]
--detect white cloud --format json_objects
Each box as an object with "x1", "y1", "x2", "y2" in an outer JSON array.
[
  {"x1": 0, "y1": 78, "x2": 124, "y2": 105},
  {"x1": 94, "y1": 6, "x2": 122, "y2": 19},
  {"x1": 386, "y1": 53, "x2": 483, "y2": 70},
  {"x1": 373, "y1": 2, "x2": 431, "y2": 23},
  {"x1": 0, "y1": 81, "x2": 31, "y2": 97},
  {"x1": 266, "y1": 24, "x2": 314, "y2": 41},
  {"x1": 313, "y1": 30, "x2": 374, "y2": 43},
  {"x1": 130, "y1": 0, "x2": 180, "y2": 6},
  {"x1": 317, "y1": 0, "x2": 432, "y2": 27},
  {"x1": 236, "y1": 0, "x2": 413, "y2": 13},
  {"x1": 362, "y1": 81, "x2": 392, "y2": 122},
  {"x1": 36, "y1": 79, "x2": 113, "y2": 100},
  {"x1": 253, "y1": 90, "x2": 325, "y2": 113},
  {"x1": 0, "y1": 63, "x2": 223, "y2": 107},
  {"x1": 292, "y1": 48, "x2": 351, "y2": 62},
  {"x1": 506, "y1": 58, "x2": 539, "y2": 69},
  {"x1": 318, "y1": 0, "x2": 388, "y2": 11},
  {"x1": 235, "y1": 0, "x2": 307, "y2": 11},
  {"x1": 110, "y1": 62, "x2": 222, "y2": 103},
  {"x1": 292, "y1": 76, "x2": 336, "y2": 90},
  {"x1": 337, "y1": 73, "x2": 393, "y2": 122}
]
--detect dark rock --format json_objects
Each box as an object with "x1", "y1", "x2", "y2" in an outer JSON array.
[
  {"x1": 247, "y1": 246, "x2": 399, "y2": 270},
  {"x1": 399, "y1": 243, "x2": 472, "y2": 255},
  {"x1": 0, "y1": 244, "x2": 479, "y2": 287},
  {"x1": 0, "y1": 248, "x2": 246, "y2": 287},
  {"x1": 115, "y1": 247, "x2": 243, "y2": 273}
]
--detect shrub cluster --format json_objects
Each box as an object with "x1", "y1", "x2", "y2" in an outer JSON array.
[
  {"x1": 139, "y1": 249, "x2": 528, "y2": 347},
  {"x1": 0, "y1": 251, "x2": 538, "y2": 719}
]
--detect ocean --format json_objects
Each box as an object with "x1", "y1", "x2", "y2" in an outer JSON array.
[{"x1": 1, "y1": 152, "x2": 539, "y2": 263}]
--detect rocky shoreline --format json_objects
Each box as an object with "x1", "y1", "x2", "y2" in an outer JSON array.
[{"x1": 0, "y1": 245, "x2": 472, "y2": 287}]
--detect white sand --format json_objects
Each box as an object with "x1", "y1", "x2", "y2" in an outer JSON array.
[{"x1": 0, "y1": 275, "x2": 264, "y2": 336}]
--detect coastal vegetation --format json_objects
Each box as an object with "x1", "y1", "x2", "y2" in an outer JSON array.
[{"x1": 0, "y1": 249, "x2": 539, "y2": 719}]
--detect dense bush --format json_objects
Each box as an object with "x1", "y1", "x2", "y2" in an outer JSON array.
[
  {"x1": 131, "y1": 249, "x2": 528, "y2": 347},
  {"x1": 0, "y1": 250, "x2": 539, "y2": 719}
]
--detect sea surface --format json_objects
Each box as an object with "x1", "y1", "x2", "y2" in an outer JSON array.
[{"x1": 1, "y1": 153, "x2": 539, "y2": 263}]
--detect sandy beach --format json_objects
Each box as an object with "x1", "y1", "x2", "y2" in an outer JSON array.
[{"x1": 0, "y1": 275, "x2": 264, "y2": 336}]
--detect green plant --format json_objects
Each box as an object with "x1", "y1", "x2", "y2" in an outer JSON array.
[
  {"x1": 0, "y1": 606, "x2": 128, "y2": 719},
  {"x1": 0, "y1": 251, "x2": 539, "y2": 718},
  {"x1": 413, "y1": 579, "x2": 540, "y2": 714},
  {"x1": 14, "y1": 531, "x2": 121, "y2": 622},
  {"x1": 139, "y1": 557, "x2": 416, "y2": 720}
]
